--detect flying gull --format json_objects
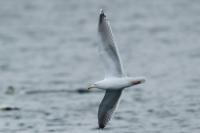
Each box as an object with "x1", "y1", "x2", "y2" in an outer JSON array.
[{"x1": 88, "y1": 9, "x2": 146, "y2": 129}]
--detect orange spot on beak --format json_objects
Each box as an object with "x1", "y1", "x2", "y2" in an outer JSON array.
[{"x1": 132, "y1": 81, "x2": 141, "y2": 85}]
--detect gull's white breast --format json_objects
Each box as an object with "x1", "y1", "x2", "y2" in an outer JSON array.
[{"x1": 95, "y1": 77, "x2": 132, "y2": 90}]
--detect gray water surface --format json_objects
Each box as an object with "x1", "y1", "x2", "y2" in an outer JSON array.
[{"x1": 0, "y1": 0, "x2": 200, "y2": 133}]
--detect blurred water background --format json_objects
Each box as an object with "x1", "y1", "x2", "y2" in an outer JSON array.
[{"x1": 0, "y1": 0, "x2": 200, "y2": 133}]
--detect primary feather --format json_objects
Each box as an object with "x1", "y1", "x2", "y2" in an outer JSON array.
[
  {"x1": 98, "y1": 9, "x2": 124, "y2": 78},
  {"x1": 98, "y1": 90, "x2": 122, "y2": 128}
]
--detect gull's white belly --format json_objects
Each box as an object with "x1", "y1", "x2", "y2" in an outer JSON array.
[{"x1": 96, "y1": 78, "x2": 132, "y2": 90}]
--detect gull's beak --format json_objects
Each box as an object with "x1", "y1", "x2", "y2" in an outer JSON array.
[
  {"x1": 88, "y1": 84, "x2": 96, "y2": 90},
  {"x1": 132, "y1": 77, "x2": 146, "y2": 85}
]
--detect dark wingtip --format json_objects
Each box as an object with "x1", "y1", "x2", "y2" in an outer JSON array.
[
  {"x1": 99, "y1": 9, "x2": 106, "y2": 24},
  {"x1": 99, "y1": 124, "x2": 105, "y2": 129}
]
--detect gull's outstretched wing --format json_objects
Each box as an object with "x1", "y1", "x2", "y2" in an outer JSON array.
[
  {"x1": 98, "y1": 90, "x2": 122, "y2": 128},
  {"x1": 98, "y1": 9, "x2": 124, "y2": 78}
]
